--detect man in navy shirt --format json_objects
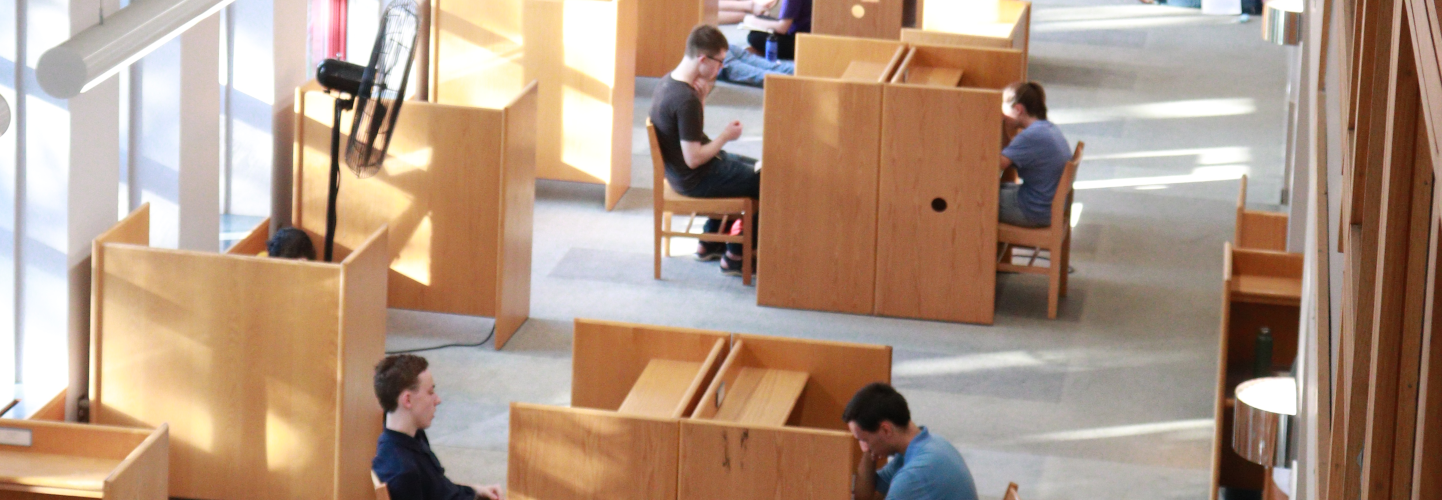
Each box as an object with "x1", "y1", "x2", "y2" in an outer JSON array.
[
  {"x1": 999, "y1": 81, "x2": 1072, "y2": 228},
  {"x1": 372, "y1": 354, "x2": 503, "y2": 500},
  {"x1": 845, "y1": 383, "x2": 979, "y2": 500}
]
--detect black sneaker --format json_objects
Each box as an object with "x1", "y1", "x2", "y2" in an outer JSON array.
[
  {"x1": 720, "y1": 254, "x2": 744, "y2": 276},
  {"x1": 695, "y1": 243, "x2": 725, "y2": 261}
]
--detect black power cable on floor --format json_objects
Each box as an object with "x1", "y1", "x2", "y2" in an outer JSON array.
[{"x1": 385, "y1": 324, "x2": 497, "y2": 354}]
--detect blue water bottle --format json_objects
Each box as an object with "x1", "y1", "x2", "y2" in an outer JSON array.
[{"x1": 765, "y1": 32, "x2": 779, "y2": 62}]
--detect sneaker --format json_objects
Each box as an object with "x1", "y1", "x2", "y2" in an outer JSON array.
[
  {"x1": 720, "y1": 253, "x2": 744, "y2": 276},
  {"x1": 695, "y1": 243, "x2": 725, "y2": 261}
]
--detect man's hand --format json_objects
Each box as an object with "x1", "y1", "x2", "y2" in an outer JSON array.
[
  {"x1": 721, "y1": 120, "x2": 744, "y2": 142},
  {"x1": 469, "y1": 483, "x2": 504, "y2": 500},
  {"x1": 853, "y1": 450, "x2": 879, "y2": 500},
  {"x1": 692, "y1": 77, "x2": 715, "y2": 103}
]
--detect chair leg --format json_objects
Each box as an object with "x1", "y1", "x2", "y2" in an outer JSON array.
[
  {"x1": 663, "y1": 211, "x2": 673, "y2": 257},
  {"x1": 1047, "y1": 261, "x2": 1061, "y2": 319},
  {"x1": 1059, "y1": 231, "x2": 1072, "y2": 297},
  {"x1": 655, "y1": 212, "x2": 663, "y2": 280},
  {"x1": 741, "y1": 208, "x2": 754, "y2": 286}
]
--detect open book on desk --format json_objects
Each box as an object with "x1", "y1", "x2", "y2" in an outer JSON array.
[{"x1": 738, "y1": 15, "x2": 778, "y2": 33}]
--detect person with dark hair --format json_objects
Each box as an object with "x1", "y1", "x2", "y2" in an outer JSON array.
[
  {"x1": 372, "y1": 354, "x2": 503, "y2": 500},
  {"x1": 741, "y1": 0, "x2": 812, "y2": 60},
  {"x1": 999, "y1": 81, "x2": 1071, "y2": 229},
  {"x1": 842, "y1": 383, "x2": 977, "y2": 500},
  {"x1": 267, "y1": 227, "x2": 316, "y2": 260},
  {"x1": 650, "y1": 24, "x2": 760, "y2": 276}
]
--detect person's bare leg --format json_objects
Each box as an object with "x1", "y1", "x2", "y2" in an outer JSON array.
[{"x1": 718, "y1": 0, "x2": 752, "y2": 23}]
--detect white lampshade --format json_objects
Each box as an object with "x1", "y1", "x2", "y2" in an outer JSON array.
[
  {"x1": 1233, "y1": 376, "x2": 1296, "y2": 467},
  {"x1": 0, "y1": 95, "x2": 9, "y2": 138},
  {"x1": 1262, "y1": 0, "x2": 1304, "y2": 45}
]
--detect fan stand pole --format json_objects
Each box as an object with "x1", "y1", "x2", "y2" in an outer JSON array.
[{"x1": 323, "y1": 96, "x2": 354, "y2": 262}]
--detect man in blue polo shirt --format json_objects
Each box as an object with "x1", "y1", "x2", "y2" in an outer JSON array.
[{"x1": 844, "y1": 383, "x2": 978, "y2": 500}]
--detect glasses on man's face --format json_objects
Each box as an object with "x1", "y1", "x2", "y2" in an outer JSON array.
[{"x1": 704, "y1": 54, "x2": 725, "y2": 66}]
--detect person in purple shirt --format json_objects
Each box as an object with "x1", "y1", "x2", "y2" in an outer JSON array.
[
  {"x1": 999, "y1": 81, "x2": 1071, "y2": 228},
  {"x1": 742, "y1": 0, "x2": 812, "y2": 60}
]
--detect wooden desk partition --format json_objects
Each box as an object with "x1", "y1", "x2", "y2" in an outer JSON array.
[
  {"x1": 0, "y1": 421, "x2": 167, "y2": 499},
  {"x1": 794, "y1": 34, "x2": 906, "y2": 79},
  {"x1": 890, "y1": 43, "x2": 1026, "y2": 90},
  {"x1": 1211, "y1": 243, "x2": 1301, "y2": 497},
  {"x1": 88, "y1": 205, "x2": 388, "y2": 500},
  {"x1": 1235, "y1": 175, "x2": 1289, "y2": 251},
  {"x1": 509, "y1": 403, "x2": 679, "y2": 500},
  {"x1": 572, "y1": 319, "x2": 730, "y2": 416},
  {"x1": 693, "y1": 333, "x2": 891, "y2": 429},
  {"x1": 677, "y1": 420, "x2": 857, "y2": 500},
  {"x1": 432, "y1": 0, "x2": 635, "y2": 210},
  {"x1": 295, "y1": 84, "x2": 537, "y2": 348},
  {"x1": 636, "y1": 0, "x2": 718, "y2": 77},
  {"x1": 903, "y1": 0, "x2": 1030, "y2": 66},
  {"x1": 875, "y1": 80, "x2": 1002, "y2": 325},
  {"x1": 812, "y1": 0, "x2": 909, "y2": 40}
]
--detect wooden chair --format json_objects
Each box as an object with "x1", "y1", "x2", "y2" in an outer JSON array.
[
  {"x1": 372, "y1": 471, "x2": 390, "y2": 500},
  {"x1": 1004, "y1": 482, "x2": 1022, "y2": 500},
  {"x1": 647, "y1": 119, "x2": 755, "y2": 285},
  {"x1": 997, "y1": 142, "x2": 1085, "y2": 319},
  {"x1": 1235, "y1": 174, "x2": 1289, "y2": 251}
]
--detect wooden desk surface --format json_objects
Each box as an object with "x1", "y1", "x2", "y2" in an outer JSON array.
[
  {"x1": 840, "y1": 61, "x2": 890, "y2": 83},
  {"x1": 901, "y1": 67, "x2": 964, "y2": 87},
  {"x1": 712, "y1": 368, "x2": 809, "y2": 426},
  {"x1": 0, "y1": 450, "x2": 119, "y2": 496},
  {"x1": 618, "y1": 359, "x2": 705, "y2": 418}
]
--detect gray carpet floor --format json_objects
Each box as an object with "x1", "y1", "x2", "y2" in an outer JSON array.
[{"x1": 387, "y1": 1, "x2": 1290, "y2": 498}]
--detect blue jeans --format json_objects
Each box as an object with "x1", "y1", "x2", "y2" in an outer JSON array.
[{"x1": 719, "y1": 44, "x2": 795, "y2": 88}]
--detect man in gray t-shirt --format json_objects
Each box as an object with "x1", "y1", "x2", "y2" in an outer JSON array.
[{"x1": 1000, "y1": 81, "x2": 1071, "y2": 228}]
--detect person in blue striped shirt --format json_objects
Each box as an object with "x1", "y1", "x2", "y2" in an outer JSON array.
[{"x1": 845, "y1": 383, "x2": 979, "y2": 500}]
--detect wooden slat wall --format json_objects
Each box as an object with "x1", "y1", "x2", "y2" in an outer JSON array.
[{"x1": 1313, "y1": 0, "x2": 1442, "y2": 496}]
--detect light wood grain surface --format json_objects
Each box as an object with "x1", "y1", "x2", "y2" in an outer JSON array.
[
  {"x1": 572, "y1": 319, "x2": 731, "y2": 413},
  {"x1": 696, "y1": 334, "x2": 891, "y2": 430},
  {"x1": 795, "y1": 34, "x2": 905, "y2": 79},
  {"x1": 0, "y1": 420, "x2": 166, "y2": 499},
  {"x1": 88, "y1": 205, "x2": 151, "y2": 413},
  {"x1": 223, "y1": 218, "x2": 271, "y2": 256},
  {"x1": 431, "y1": 0, "x2": 531, "y2": 109},
  {"x1": 840, "y1": 61, "x2": 893, "y2": 82},
  {"x1": 911, "y1": 0, "x2": 1030, "y2": 64},
  {"x1": 711, "y1": 368, "x2": 809, "y2": 426},
  {"x1": 619, "y1": 360, "x2": 708, "y2": 418},
  {"x1": 757, "y1": 76, "x2": 884, "y2": 315},
  {"x1": 875, "y1": 85, "x2": 1000, "y2": 325},
  {"x1": 296, "y1": 86, "x2": 536, "y2": 347},
  {"x1": 677, "y1": 420, "x2": 856, "y2": 500},
  {"x1": 894, "y1": 66, "x2": 964, "y2": 87},
  {"x1": 812, "y1": 0, "x2": 906, "y2": 40},
  {"x1": 91, "y1": 223, "x2": 388, "y2": 500},
  {"x1": 523, "y1": 0, "x2": 636, "y2": 210},
  {"x1": 636, "y1": 0, "x2": 717, "y2": 77},
  {"x1": 893, "y1": 42, "x2": 1026, "y2": 90},
  {"x1": 508, "y1": 403, "x2": 679, "y2": 500}
]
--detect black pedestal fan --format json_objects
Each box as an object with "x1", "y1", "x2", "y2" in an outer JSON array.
[{"x1": 314, "y1": 0, "x2": 420, "y2": 261}]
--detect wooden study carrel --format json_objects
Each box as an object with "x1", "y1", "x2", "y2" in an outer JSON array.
[
  {"x1": 87, "y1": 204, "x2": 387, "y2": 500},
  {"x1": 509, "y1": 319, "x2": 892, "y2": 499}
]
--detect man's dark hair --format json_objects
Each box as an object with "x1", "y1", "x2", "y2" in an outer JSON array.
[
  {"x1": 685, "y1": 24, "x2": 728, "y2": 58},
  {"x1": 1004, "y1": 81, "x2": 1047, "y2": 121},
  {"x1": 374, "y1": 354, "x2": 429, "y2": 413},
  {"x1": 267, "y1": 227, "x2": 316, "y2": 260},
  {"x1": 842, "y1": 382, "x2": 911, "y2": 432}
]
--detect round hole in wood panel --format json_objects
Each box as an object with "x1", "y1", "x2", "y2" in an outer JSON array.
[
  {"x1": 852, "y1": 4, "x2": 866, "y2": 17},
  {"x1": 932, "y1": 198, "x2": 947, "y2": 212}
]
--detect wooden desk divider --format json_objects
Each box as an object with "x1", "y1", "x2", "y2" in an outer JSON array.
[
  {"x1": 902, "y1": 0, "x2": 1030, "y2": 68},
  {"x1": 763, "y1": 35, "x2": 1009, "y2": 324},
  {"x1": 1211, "y1": 242, "x2": 1301, "y2": 497},
  {"x1": 636, "y1": 0, "x2": 718, "y2": 77},
  {"x1": 0, "y1": 420, "x2": 168, "y2": 499},
  {"x1": 431, "y1": 0, "x2": 635, "y2": 210},
  {"x1": 889, "y1": 43, "x2": 1026, "y2": 90},
  {"x1": 812, "y1": 0, "x2": 910, "y2": 40},
  {"x1": 1235, "y1": 175, "x2": 1289, "y2": 252},
  {"x1": 88, "y1": 204, "x2": 389, "y2": 500},
  {"x1": 295, "y1": 83, "x2": 537, "y2": 348},
  {"x1": 679, "y1": 333, "x2": 890, "y2": 500},
  {"x1": 510, "y1": 320, "x2": 892, "y2": 500}
]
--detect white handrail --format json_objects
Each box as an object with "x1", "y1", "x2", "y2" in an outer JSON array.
[{"x1": 36, "y1": 0, "x2": 239, "y2": 98}]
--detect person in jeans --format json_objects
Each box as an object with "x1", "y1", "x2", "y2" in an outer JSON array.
[
  {"x1": 650, "y1": 24, "x2": 759, "y2": 276},
  {"x1": 999, "y1": 81, "x2": 1071, "y2": 228},
  {"x1": 742, "y1": 0, "x2": 811, "y2": 60},
  {"x1": 719, "y1": 43, "x2": 794, "y2": 87}
]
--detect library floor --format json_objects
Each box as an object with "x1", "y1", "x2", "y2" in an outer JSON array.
[{"x1": 389, "y1": 1, "x2": 1290, "y2": 498}]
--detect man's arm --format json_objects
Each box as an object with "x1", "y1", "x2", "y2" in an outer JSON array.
[
  {"x1": 853, "y1": 451, "x2": 886, "y2": 500},
  {"x1": 681, "y1": 120, "x2": 744, "y2": 168}
]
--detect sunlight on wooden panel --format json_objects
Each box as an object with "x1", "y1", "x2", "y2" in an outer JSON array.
[
  {"x1": 561, "y1": 86, "x2": 615, "y2": 183},
  {"x1": 563, "y1": 0, "x2": 618, "y2": 88},
  {"x1": 924, "y1": 0, "x2": 999, "y2": 31},
  {"x1": 393, "y1": 214, "x2": 434, "y2": 286}
]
